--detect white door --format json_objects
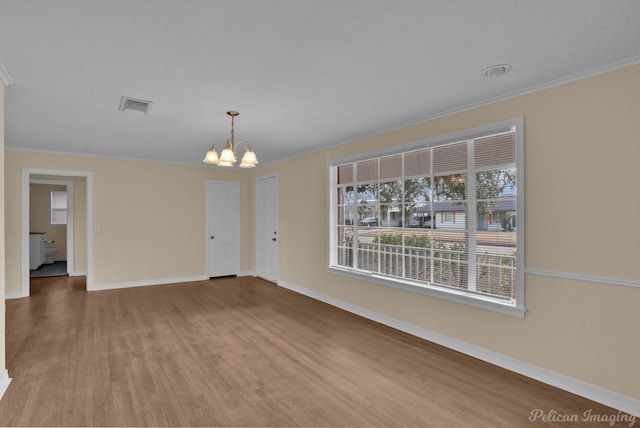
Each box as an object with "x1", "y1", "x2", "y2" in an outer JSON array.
[
  {"x1": 256, "y1": 175, "x2": 279, "y2": 282},
  {"x1": 207, "y1": 181, "x2": 240, "y2": 277}
]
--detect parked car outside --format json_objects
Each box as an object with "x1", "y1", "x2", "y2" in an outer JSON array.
[{"x1": 358, "y1": 217, "x2": 379, "y2": 226}]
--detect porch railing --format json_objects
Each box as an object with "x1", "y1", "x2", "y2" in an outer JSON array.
[{"x1": 337, "y1": 242, "x2": 516, "y2": 300}]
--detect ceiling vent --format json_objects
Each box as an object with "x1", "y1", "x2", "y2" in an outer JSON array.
[{"x1": 118, "y1": 96, "x2": 153, "y2": 115}]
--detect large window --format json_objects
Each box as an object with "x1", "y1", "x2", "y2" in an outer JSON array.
[{"x1": 328, "y1": 118, "x2": 524, "y2": 316}]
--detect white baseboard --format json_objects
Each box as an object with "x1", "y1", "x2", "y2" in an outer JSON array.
[
  {"x1": 277, "y1": 280, "x2": 640, "y2": 417},
  {"x1": 89, "y1": 275, "x2": 208, "y2": 292},
  {"x1": 0, "y1": 369, "x2": 11, "y2": 401},
  {"x1": 6, "y1": 272, "x2": 253, "y2": 298},
  {"x1": 69, "y1": 270, "x2": 87, "y2": 277},
  {"x1": 5, "y1": 290, "x2": 28, "y2": 300}
]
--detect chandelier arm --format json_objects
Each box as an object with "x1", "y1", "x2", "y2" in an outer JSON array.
[
  {"x1": 210, "y1": 139, "x2": 228, "y2": 149},
  {"x1": 233, "y1": 140, "x2": 253, "y2": 151}
]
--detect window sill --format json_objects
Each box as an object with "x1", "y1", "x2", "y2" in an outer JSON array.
[{"x1": 327, "y1": 265, "x2": 526, "y2": 318}]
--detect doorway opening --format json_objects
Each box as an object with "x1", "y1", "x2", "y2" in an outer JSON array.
[
  {"x1": 20, "y1": 168, "x2": 93, "y2": 297},
  {"x1": 29, "y1": 179, "x2": 72, "y2": 278}
]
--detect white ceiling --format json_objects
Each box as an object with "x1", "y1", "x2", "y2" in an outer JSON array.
[{"x1": 2, "y1": 0, "x2": 640, "y2": 167}]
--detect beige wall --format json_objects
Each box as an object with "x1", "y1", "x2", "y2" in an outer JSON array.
[
  {"x1": 4, "y1": 153, "x2": 254, "y2": 291},
  {"x1": 260, "y1": 64, "x2": 640, "y2": 401},
  {"x1": 30, "y1": 183, "x2": 68, "y2": 260},
  {"x1": 1, "y1": 81, "x2": 6, "y2": 381}
]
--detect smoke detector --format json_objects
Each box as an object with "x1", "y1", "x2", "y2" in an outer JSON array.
[
  {"x1": 482, "y1": 64, "x2": 512, "y2": 77},
  {"x1": 118, "y1": 96, "x2": 153, "y2": 115}
]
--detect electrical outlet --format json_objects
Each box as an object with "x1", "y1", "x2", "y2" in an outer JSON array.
[
  {"x1": 321, "y1": 280, "x2": 327, "y2": 289},
  {"x1": 163, "y1": 265, "x2": 170, "y2": 273}
]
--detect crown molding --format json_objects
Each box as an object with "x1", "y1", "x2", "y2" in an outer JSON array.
[
  {"x1": 4, "y1": 146, "x2": 205, "y2": 168},
  {"x1": 291, "y1": 54, "x2": 640, "y2": 167},
  {"x1": 0, "y1": 61, "x2": 13, "y2": 86}
]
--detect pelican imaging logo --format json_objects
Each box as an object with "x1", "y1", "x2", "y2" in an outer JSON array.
[{"x1": 529, "y1": 409, "x2": 636, "y2": 426}]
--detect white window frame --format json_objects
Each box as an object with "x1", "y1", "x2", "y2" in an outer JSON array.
[{"x1": 327, "y1": 117, "x2": 525, "y2": 317}]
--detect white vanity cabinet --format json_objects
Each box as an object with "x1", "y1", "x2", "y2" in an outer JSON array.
[{"x1": 29, "y1": 233, "x2": 47, "y2": 270}]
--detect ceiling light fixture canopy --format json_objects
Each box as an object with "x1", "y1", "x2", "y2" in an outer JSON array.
[{"x1": 203, "y1": 111, "x2": 259, "y2": 168}]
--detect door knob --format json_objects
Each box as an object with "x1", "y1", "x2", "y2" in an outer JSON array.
[
  {"x1": 272, "y1": 238, "x2": 277, "y2": 242},
  {"x1": 210, "y1": 236, "x2": 215, "y2": 239}
]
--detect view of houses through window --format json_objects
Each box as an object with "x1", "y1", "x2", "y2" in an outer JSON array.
[{"x1": 329, "y1": 121, "x2": 522, "y2": 311}]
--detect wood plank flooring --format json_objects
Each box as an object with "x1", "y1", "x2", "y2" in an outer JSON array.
[{"x1": 0, "y1": 276, "x2": 633, "y2": 427}]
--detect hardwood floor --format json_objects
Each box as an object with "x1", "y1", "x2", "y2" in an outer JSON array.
[{"x1": 0, "y1": 276, "x2": 632, "y2": 427}]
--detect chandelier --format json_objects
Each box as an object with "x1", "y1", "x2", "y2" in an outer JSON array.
[{"x1": 203, "y1": 111, "x2": 259, "y2": 168}]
